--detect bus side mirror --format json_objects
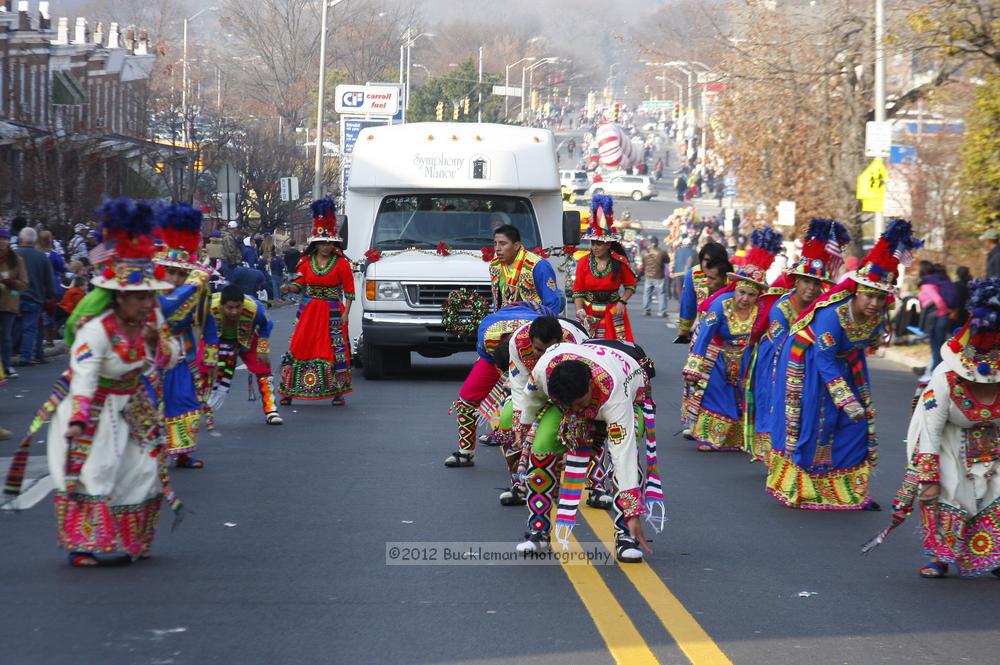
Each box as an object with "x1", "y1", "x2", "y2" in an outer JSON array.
[
  {"x1": 562, "y1": 210, "x2": 581, "y2": 246},
  {"x1": 338, "y1": 214, "x2": 348, "y2": 246}
]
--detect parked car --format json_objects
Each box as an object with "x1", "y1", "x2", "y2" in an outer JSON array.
[
  {"x1": 559, "y1": 169, "x2": 590, "y2": 195},
  {"x1": 588, "y1": 174, "x2": 659, "y2": 201}
]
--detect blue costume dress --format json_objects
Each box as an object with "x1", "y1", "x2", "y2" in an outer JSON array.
[
  {"x1": 158, "y1": 276, "x2": 218, "y2": 456},
  {"x1": 766, "y1": 292, "x2": 883, "y2": 509},
  {"x1": 682, "y1": 292, "x2": 757, "y2": 451},
  {"x1": 677, "y1": 266, "x2": 709, "y2": 337},
  {"x1": 747, "y1": 293, "x2": 797, "y2": 462}
]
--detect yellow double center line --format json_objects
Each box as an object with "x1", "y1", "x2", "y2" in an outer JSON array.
[{"x1": 557, "y1": 510, "x2": 734, "y2": 665}]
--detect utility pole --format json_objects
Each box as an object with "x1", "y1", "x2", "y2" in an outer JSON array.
[
  {"x1": 873, "y1": 0, "x2": 886, "y2": 238},
  {"x1": 313, "y1": 0, "x2": 348, "y2": 199},
  {"x1": 477, "y1": 45, "x2": 484, "y2": 123}
]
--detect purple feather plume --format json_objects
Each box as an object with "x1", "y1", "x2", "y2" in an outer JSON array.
[
  {"x1": 155, "y1": 202, "x2": 203, "y2": 232},
  {"x1": 884, "y1": 218, "x2": 924, "y2": 253},
  {"x1": 590, "y1": 193, "x2": 614, "y2": 220},
  {"x1": 96, "y1": 197, "x2": 155, "y2": 236},
  {"x1": 967, "y1": 278, "x2": 1000, "y2": 331},
  {"x1": 751, "y1": 226, "x2": 783, "y2": 254},
  {"x1": 310, "y1": 196, "x2": 337, "y2": 218}
]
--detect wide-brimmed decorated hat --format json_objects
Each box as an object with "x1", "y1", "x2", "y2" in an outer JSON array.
[
  {"x1": 941, "y1": 278, "x2": 1000, "y2": 384},
  {"x1": 581, "y1": 194, "x2": 621, "y2": 242},
  {"x1": 91, "y1": 198, "x2": 173, "y2": 291},
  {"x1": 849, "y1": 218, "x2": 923, "y2": 293},
  {"x1": 729, "y1": 227, "x2": 782, "y2": 289},
  {"x1": 154, "y1": 202, "x2": 204, "y2": 271},
  {"x1": 308, "y1": 196, "x2": 342, "y2": 244},
  {"x1": 787, "y1": 218, "x2": 850, "y2": 283}
]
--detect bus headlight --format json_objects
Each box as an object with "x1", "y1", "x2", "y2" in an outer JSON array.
[{"x1": 366, "y1": 280, "x2": 405, "y2": 301}]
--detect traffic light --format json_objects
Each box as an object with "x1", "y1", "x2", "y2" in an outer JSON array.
[
  {"x1": 530, "y1": 89, "x2": 539, "y2": 111},
  {"x1": 436, "y1": 101, "x2": 444, "y2": 121},
  {"x1": 463, "y1": 97, "x2": 470, "y2": 116},
  {"x1": 452, "y1": 103, "x2": 459, "y2": 120},
  {"x1": 612, "y1": 102, "x2": 621, "y2": 123}
]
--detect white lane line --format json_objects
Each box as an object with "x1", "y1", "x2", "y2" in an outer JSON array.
[{"x1": 0, "y1": 455, "x2": 55, "y2": 510}]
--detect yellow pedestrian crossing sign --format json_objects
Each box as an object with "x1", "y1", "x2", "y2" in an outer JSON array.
[
  {"x1": 856, "y1": 158, "x2": 887, "y2": 200},
  {"x1": 856, "y1": 158, "x2": 888, "y2": 212}
]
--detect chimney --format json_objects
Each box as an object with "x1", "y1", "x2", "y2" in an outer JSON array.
[
  {"x1": 107, "y1": 21, "x2": 120, "y2": 48},
  {"x1": 17, "y1": 1, "x2": 30, "y2": 30},
  {"x1": 125, "y1": 25, "x2": 135, "y2": 52},
  {"x1": 73, "y1": 16, "x2": 86, "y2": 44},
  {"x1": 94, "y1": 21, "x2": 103, "y2": 46},
  {"x1": 136, "y1": 28, "x2": 149, "y2": 56},
  {"x1": 54, "y1": 15, "x2": 68, "y2": 44},
  {"x1": 38, "y1": 1, "x2": 49, "y2": 30}
]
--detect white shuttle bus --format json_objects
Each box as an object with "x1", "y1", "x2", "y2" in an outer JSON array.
[{"x1": 343, "y1": 122, "x2": 580, "y2": 379}]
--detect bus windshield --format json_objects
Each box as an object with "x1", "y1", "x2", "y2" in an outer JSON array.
[{"x1": 371, "y1": 194, "x2": 541, "y2": 251}]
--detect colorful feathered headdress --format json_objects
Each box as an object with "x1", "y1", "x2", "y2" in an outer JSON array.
[
  {"x1": 308, "y1": 196, "x2": 341, "y2": 244},
  {"x1": 581, "y1": 194, "x2": 621, "y2": 242},
  {"x1": 154, "y1": 202, "x2": 204, "y2": 271},
  {"x1": 853, "y1": 218, "x2": 923, "y2": 293},
  {"x1": 730, "y1": 227, "x2": 782, "y2": 289},
  {"x1": 788, "y1": 218, "x2": 850, "y2": 283},
  {"x1": 91, "y1": 197, "x2": 173, "y2": 291},
  {"x1": 941, "y1": 277, "x2": 1000, "y2": 384}
]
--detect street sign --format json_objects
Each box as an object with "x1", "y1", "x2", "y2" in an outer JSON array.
[
  {"x1": 280, "y1": 176, "x2": 300, "y2": 202},
  {"x1": 220, "y1": 193, "x2": 238, "y2": 222},
  {"x1": 865, "y1": 121, "x2": 893, "y2": 158},
  {"x1": 723, "y1": 187, "x2": 737, "y2": 198},
  {"x1": 492, "y1": 85, "x2": 523, "y2": 98},
  {"x1": 639, "y1": 100, "x2": 674, "y2": 111},
  {"x1": 333, "y1": 84, "x2": 400, "y2": 115},
  {"x1": 856, "y1": 158, "x2": 888, "y2": 200},
  {"x1": 339, "y1": 116, "x2": 392, "y2": 196},
  {"x1": 776, "y1": 200, "x2": 796, "y2": 227},
  {"x1": 889, "y1": 144, "x2": 917, "y2": 164},
  {"x1": 216, "y1": 163, "x2": 240, "y2": 194}
]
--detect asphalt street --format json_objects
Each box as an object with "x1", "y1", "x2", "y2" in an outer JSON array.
[{"x1": 2, "y1": 298, "x2": 999, "y2": 665}]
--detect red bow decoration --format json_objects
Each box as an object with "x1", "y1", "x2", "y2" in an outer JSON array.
[
  {"x1": 562, "y1": 244, "x2": 578, "y2": 256},
  {"x1": 480, "y1": 246, "x2": 496, "y2": 262},
  {"x1": 364, "y1": 249, "x2": 382, "y2": 263},
  {"x1": 533, "y1": 246, "x2": 550, "y2": 258},
  {"x1": 436, "y1": 242, "x2": 450, "y2": 257}
]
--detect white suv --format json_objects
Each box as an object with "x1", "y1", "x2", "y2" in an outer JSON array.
[
  {"x1": 589, "y1": 175, "x2": 659, "y2": 201},
  {"x1": 559, "y1": 170, "x2": 590, "y2": 195}
]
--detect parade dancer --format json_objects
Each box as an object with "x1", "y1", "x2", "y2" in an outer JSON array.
[
  {"x1": 279, "y1": 197, "x2": 355, "y2": 406},
  {"x1": 682, "y1": 228, "x2": 782, "y2": 452},
  {"x1": 861, "y1": 278, "x2": 1000, "y2": 577},
  {"x1": 572, "y1": 195, "x2": 637, "y2": 341},
  {"x1": 494, "y1": 315, "x2": 588, "y2": 505},
  {"x1": 207, "y1": 284, "x2": 283, "y2": 426},
  {"x1": 747, "y1": 219, "x2": 848, "y2": 461},
  {"x1": 515, "y1": 342, "x2": 660, "y2": 563},
  {"x1": 444, "y1": 303, "x2": 554, "y2": 469},
  {"x1": 489, "y1": 224, "x2": 563, "y2": 312},
  {"x1": 766, "y1": 219, "x2": 922, "y2": 510},
  {"x1": 25, "y1": 199, "x2": 181, "y2": 566},
  {"x1": 154, "y1": 203, "x2": 219, "y2": 469},
  {"x1": 674, "y1": 241, "x2": 730, "y2": 344},
  {"x1": 445, "y1": 226, "x2": 563, "y2": 468}
]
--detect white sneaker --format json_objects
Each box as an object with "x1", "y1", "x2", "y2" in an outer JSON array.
[
  {"x1": 516, "y1": 531, "x2": 551, "y2": 554},
  {"x1": 682, "y1": 428, "x2": 694, "y2": 440},
  {"x1": 616, "y1": 536, "x2": 644, "y2": 563}
]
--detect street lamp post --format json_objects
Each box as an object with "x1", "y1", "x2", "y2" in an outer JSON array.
[
  {"x1": 312, "y1": 0, "x2": 348, "y2": 200},
  {"x1": 505, "y1": 57, "x2": 535, "y2": 120},
  {"x1": 873, "y1": 0, "x2": 886, "y2": 238},
  {"x1": 403, "y1": 31, "x2": 434, "y2": 122},
  {"x1": 607, "y1": 63, "x2": 619, "y2": 102},
  {"x1": 181, "y1": 6, "x2": 217, "y2": 144},
  {"x1": 522, "y1": 57, "x2": 556, "y2": 125}
]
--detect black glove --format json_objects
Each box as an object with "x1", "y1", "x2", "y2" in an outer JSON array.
[{"x1": 672, "y1": 334, "x2": 690, "y2": 344}]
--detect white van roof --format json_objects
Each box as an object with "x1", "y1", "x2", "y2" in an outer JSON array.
[{"x1": 348, "y1": 122, "x2": 559, "y2": 193}]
